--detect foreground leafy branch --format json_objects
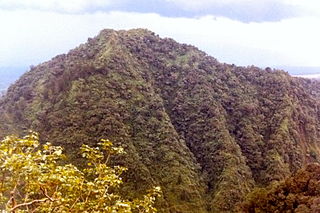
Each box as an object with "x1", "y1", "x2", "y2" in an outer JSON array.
[{"x1": 0, "y1": 132, "x2": 161, "y2": 212}]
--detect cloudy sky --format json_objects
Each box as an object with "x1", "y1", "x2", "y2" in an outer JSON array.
[{"x1": 1, "y1": 0, "x2": 320, "y2": 73}]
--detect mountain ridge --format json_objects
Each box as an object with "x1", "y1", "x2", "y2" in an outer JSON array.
[{"x1": 1, "y1": 28, "x2": 320, "y2": 212}]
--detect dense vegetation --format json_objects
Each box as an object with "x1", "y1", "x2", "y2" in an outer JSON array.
[
  {"x1": 1, "y1": 29, "x2": 320, "y2": 212},
  {"x1": 239, "y1": 163, "x2": 320, "y2": 212},
  {"x1": 0, "y1": 131, "x2": 160, "y2": 212}
]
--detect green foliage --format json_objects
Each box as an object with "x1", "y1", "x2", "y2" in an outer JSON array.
[
  {"x1": 238, "y1": 163, "x2": 320, "y2": 212},
  {"x1": 0, "y1": 132, "x2": 161, "y2": 212}
]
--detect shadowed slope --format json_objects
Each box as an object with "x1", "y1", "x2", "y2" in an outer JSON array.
[{"x1": 239, "y1": 163, "x2": 320, "y2": 212}]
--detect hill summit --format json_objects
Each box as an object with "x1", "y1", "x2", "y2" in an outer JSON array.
[{"x1": 1, "y1": 29, "x2": 320, "y2": 212}]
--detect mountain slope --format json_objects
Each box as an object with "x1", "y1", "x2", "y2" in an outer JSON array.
[
  {"x1": 1, "y1": 29, "x2": 320, "y2": 212},
  {"x1": 239, "y1": 163, "x2": 320, "y2": 212}
]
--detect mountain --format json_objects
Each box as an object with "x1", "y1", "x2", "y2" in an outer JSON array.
[{"x1": 1, "y1": 29, "x2": 320, "y2": 212}]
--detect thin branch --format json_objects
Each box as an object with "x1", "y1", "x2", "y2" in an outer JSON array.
[
  {"x1": 9, "y1": 186, "x2": 57, "y2": 212},
  {"x1": 40, "y1": 186, "x2": 55, "y2": 202},
  {"x1": 105, "y1": 153, "x2": 111, "y2": 165},
  {"x1": 10, "y1": 198, "x2": 50, "y2": 212},
  {"x1": 69, "y1": 196, "x2": 80, "y2": 211},
  {"x1": 6, "y1": 182, "x2": 18, "y2": 210},
  {"x1": 6, "y1": 191, "x2": 15, "y2": 211},
  {"x1": 69, "y1": 181, "x2": 84, "y2": 210},
  {"x1": 84, "y1": 190, "x2": 92, "y2": 205}
]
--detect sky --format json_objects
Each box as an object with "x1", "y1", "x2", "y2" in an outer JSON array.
[{"x1": 1, "y1": 0, "x2": 320, "y2": 74}]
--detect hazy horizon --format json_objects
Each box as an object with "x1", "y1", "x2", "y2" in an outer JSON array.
[{"x1": 1, "y1": 62, "x2": 320, "y2": 92}]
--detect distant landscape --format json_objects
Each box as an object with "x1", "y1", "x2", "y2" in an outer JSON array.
[
  {"x1": 0, "y1": 67, "x2": 27, "y2": 93},
  {"x1": 276, "y1": 66, "x2": 320, "y2": 79}
]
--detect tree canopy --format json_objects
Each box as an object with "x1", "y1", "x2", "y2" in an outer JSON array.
[
  {"x1": 238, "y1": 163, "x2": 320, "y2": 212},
  {"x1": 0, "y1": 132, "x2": 160, "y2": 212}
]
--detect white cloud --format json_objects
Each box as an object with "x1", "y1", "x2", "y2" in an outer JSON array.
[
  {"x1": 0, "y1": 0, "x2": 115, "y2": 13},
  {"x1": 284, "y1": 0, "x2": 320, "y2": 16},
  {"x1": 0, "y1": 9, "x2": 320, "y2": 69},
  {"x1": 166, "y1": 0, "x2": 320, "y2": 18},
  {"x1": 0, "y1": 0, "x2": 315, "y2": 23},
  {"x1": 165, "y1": 0, "x2": 281, "y2": 10}
]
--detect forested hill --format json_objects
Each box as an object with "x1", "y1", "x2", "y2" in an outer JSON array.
[{"x1": 1, "y1": 29, "x2": 320, "y2": 212}]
